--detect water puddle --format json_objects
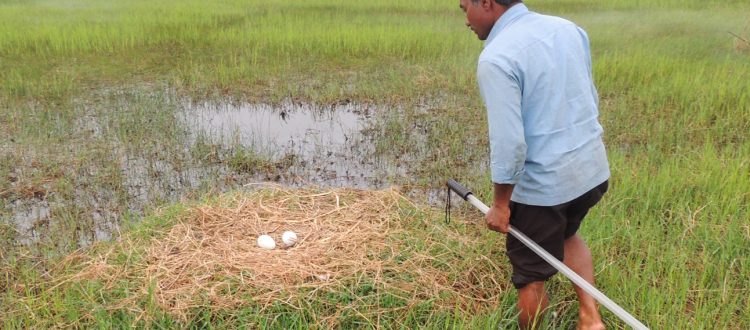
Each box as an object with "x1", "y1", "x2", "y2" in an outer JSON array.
[
  {"x1": 182, "y1": 100, "x2": 402, "y2": 188},
  {"x1": 11, "y1": 200, "x2": 51, "y2": 245},
  {"x1": 5, "y1": 96, "x2": 425, "y2": 247},
  {"x1": 186, "y1": 101, "x2": 368, "y2": 154}
]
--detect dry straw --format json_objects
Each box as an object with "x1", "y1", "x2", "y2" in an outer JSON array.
[{"x1": 61, "y1": 184, "x2": 509, "y2": 324}]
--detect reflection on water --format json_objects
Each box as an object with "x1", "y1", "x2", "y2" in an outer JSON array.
[
  {"x1": 182, "y1": 100, "x2": 402, "y2": 188},
  {"x1": 186, "y1": 101, "x2": 369, "y2": 154},
  {"x1": 7, "y1": 98, "x2": 413, "y2": 246},
  {"x1": 12, "y1": 200, "x2": 50, "y2": 245}
]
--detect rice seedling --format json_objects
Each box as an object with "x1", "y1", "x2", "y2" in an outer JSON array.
[{"x1": 1, "y1": 0, "x2": 748, "y2": 328}]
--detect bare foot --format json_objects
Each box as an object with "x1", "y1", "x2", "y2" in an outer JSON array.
[
  {"x1": 576, "y1": 311, "x2": 605, "y2": 330},
  {"x1": 576, "y1": 321, "x2": 605, "y2": 330}
]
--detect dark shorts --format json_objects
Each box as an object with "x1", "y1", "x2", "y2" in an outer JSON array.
[{"x1": 506, "y1": 180, "x2": 609, "y2": 289}]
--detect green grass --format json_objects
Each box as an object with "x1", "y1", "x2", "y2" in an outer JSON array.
[{"x1": 1, "y1": 0, "x2": 749, "y2": 328}]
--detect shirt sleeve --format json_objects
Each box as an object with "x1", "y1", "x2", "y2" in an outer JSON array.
[{"x1": 476, "y1": 60, "x2": 526, "y2": 185}]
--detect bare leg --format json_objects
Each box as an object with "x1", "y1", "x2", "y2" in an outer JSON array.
[
  {"x1": 517, "y1": 281, "x2": 549, "y2": 329},
  {"x1": 563, "y1": 234, "x2": 606, "y2": 330}
]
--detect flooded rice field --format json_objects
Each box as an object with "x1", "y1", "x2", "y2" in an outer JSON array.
[
  {"x1": 3, "y1": 94, "x2": 441, "y2": 247},
  {"x1": 183, "y1": 100, "x2": 405, "y2": 188}
]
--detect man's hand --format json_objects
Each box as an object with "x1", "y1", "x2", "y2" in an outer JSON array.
[
  {"x1": 486, "y1": 203, "x2": 511, "y2": 233},
  {"x1": 488, "y1": 183, "x2": 514, "y2": 233}
]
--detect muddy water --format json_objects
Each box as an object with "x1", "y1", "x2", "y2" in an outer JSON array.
[
  {"x1": 182, "y1": 100, "x2": 403, "y2": 188},
  {"x1": 187, "y1": 101, "x2": 366, "y2": 154},
  {"x1": 6, "y1": 98, "x2": 414, "y2": 246},
  {"x1": 11, "y1": 200, "x2": 50, "y2": 245}
]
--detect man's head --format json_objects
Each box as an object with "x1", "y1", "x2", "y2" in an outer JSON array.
[{"x1": 459, "y1": 0, "x2": 522, "y2": 40}]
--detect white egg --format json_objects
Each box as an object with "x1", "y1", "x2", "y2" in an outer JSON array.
[
  {"x1": 257, "y1": 234, "x2": 276, "y2": 250},
  {"x1": 281, "y1": 231, "x2": 298, "y2": 247}
]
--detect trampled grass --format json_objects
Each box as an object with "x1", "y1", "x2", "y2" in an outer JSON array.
[{"x1": 1, "y1": 0, "x2": 749, "y2": 328}]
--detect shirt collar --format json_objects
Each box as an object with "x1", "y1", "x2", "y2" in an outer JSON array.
[{"x1": 485, "y1": 3, "x2": 530, "y2": 46}]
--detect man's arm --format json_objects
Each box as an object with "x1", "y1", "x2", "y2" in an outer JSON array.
[
  {"x1": 487, "y1": 183, "x2": 514, "y2": 233},
  {"x1": 476, "y1": 60, "x2": 526, "y2": 187},
  {"x1": 476, "y1": 60, "x2": 525, "y2": 233}
]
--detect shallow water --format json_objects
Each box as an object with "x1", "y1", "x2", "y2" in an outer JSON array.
[
  {"x1": 11, "y1": 200, "x2": 50, "y2": 244},
  {"x1": 182, "y1": 100, "x2": 403, "y2": 188},
  {"x1": 6, "y1": 98, "x2": 414, "y2": 246},
  {"x1": 186, "y1": 100, "x2": 368, "y2": 155}
]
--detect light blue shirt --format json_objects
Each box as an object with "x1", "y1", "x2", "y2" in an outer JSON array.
[{"x1": 477, "y1": 4, "x2": 610, "y2": 206}]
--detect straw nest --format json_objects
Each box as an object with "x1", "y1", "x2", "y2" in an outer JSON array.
[{"x1": 61, "y1": 185, "x2": 509, "y2": 323}]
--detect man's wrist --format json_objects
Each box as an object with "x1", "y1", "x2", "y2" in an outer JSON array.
[
  {"x1": 492, "y1": 200, "x2": 510, "y2": 208},
  {"x1": 492, "y1": 183, "x2": 514, "y2": 208}
]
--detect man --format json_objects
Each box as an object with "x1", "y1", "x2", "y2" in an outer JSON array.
[{"x1": 458, "y1": 0, "x2": 610, "y2": 329}]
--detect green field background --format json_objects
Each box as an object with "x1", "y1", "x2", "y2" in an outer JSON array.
[{"x1": 1, "y1": 0, "x2": 749, "y2": 328}]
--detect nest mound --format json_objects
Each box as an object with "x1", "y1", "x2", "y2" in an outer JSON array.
[
  {"x1": 147, "y1": 186, "x2": 405, "y2": 312},
  {"x1": 65, "y1": 185, "x2": 509, "y2": 322}
]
